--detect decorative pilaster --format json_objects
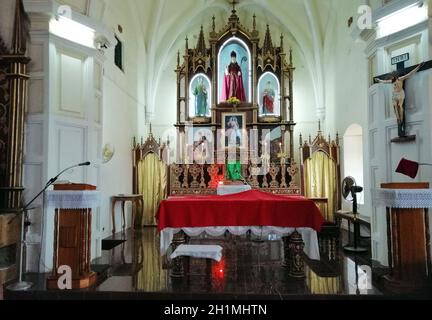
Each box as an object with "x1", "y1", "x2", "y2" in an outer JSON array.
[
  {"x1": 0, "y1": 0, "x2": 31, "y2": 286},
  {"x1": 0, "y1": 56, "x2": 30, "y2": 210},
  {"x1": 0, "y1": 0, "x2": 30, "y2": 210}
]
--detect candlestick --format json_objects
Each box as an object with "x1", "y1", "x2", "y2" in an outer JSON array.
[{"x1": 185, "y1": 144, "x2": 190, "y2": 164}]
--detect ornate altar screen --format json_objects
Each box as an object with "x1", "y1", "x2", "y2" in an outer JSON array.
[{"x1": 171, "y1": 7, "x2": 299, "y2": 196}]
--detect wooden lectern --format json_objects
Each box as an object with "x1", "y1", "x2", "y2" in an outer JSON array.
[
  {"x1": 381, "y1": 183, "x2": 432, "y2": 292},
  {"x1": 46, "y1": 184, "x2": 98, "y2": 289}
]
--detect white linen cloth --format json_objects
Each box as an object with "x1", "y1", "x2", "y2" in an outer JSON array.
[
  {"x1": 372, "y1": 188, "x2": 432, "y2": 209},
  {"x1": 170, "y1": 245, "x2": 223, "y2": 262},
  {"x1": 44, "y1": 190, "x2": 102, "y2": 209},
  {"x1": 160, "y1": 227, "x2": 320, "y2": 260},
  {"x1": 217, "y1": 185, "x2": 252, "y2": 195}
]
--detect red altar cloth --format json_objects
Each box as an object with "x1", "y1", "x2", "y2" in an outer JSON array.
[{"x1": 157, "y1": 190, "x2": 325, "y2": 232}]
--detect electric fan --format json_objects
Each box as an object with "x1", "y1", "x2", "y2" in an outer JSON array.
[{"x1": 341, "y1": 176, "x2": 368, "y2": 253}]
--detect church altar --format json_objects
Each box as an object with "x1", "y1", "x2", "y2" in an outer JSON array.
[
  {"x1": 166, "y1": 5, "x2": 298, "y2": 196},
  {"x1": 157, "y1": 190, "x2": 324, "y2": 261}
]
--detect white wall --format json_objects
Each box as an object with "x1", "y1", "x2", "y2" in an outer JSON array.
[
  {"x1": 365, "y1": 1, "x2": 431, "y2": 266},
  {"x1": 23, "y1": 0, "x2": 143, "y2": 272},
  {"x1": 99, "y1": 0, "x2": 143, "y2": 239}
]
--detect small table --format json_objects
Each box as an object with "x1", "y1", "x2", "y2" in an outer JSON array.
[
  {"x1": 111, "y1": 195, "x2": 143, "y2": 234},
  {"x1": 335, "y1": 211, "x2": 371, "y2": 228},
  {"x1": 170, "y1": 245, "x2": 223, "y2": 278},
  {"x1": 335, "y1": 210, "x2": 371, "y2": 242}
]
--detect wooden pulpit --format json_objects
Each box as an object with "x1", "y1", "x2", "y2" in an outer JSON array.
[
  {"x1": 379, "y1": 183, "x2": 432, "y2": 292},
  {"x1": 46, "y1": 184, "x2": 100, "y2": 290}
]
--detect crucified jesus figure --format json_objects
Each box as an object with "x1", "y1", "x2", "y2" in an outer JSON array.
[{"x1": 374, "y1": 62, "x2": 424, "y2": 137}]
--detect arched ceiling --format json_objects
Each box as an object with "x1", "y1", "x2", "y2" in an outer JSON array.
[{"x1": 116, "y1": 0, "x2": 340, "y2": 121}]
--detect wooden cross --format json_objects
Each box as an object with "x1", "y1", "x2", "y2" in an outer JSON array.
[
  {"x1": 229, "y1": 0, "x2": 239, "y2": 11},
  {"x1": 374, "y1": 60, "x2": 431, "y2": 83}
]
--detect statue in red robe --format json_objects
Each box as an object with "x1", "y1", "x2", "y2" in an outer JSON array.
[
  {"x1": 221, "y1": 51, "x2": 246, "y2": 102},
  {"x1": 262, "y1": 81, "x2": 275, "y2": 114}
]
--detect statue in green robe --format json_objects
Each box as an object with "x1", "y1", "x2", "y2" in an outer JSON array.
[
  {"x1": 226, "y1": 161, "x2": 243, "y2": 181},
  {"x1": 193, "y1": 77, "x2": 208, "y2": 117}
]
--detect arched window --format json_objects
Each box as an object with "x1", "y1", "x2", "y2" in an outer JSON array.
[{"x1": 343, "y1": 124, "x2": 364, "y2": 204}]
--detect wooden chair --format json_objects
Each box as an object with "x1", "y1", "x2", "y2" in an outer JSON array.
[
  {"x1": 300, "y1": 128, "x2": 341, "y2": 260},
  {"x1": 132, "y1": 127, "x2": 168, "y2": 227}
]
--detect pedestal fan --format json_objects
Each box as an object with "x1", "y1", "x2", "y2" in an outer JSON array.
[{"x1": 342, "y1": 176, "x2": 368, "y2": 253}]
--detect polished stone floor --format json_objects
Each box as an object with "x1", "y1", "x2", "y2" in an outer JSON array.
[
  {"x1": 100, "y1": 228, "x2": 382, "y2": 296},
  {"x1": 4, "y1": 227, "x2": 406, "y2": 300}
]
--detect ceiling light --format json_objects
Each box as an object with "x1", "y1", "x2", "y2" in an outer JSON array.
[
  {"x1": 376, "y1": 2, "x2": 427, "y2": 38},
  {"x1": 49, "y1": 16, "x2": 96, "y2": 49}
]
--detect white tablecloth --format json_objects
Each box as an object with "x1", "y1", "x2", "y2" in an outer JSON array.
[
  {"x1": 160, "y1": 226, "x2": 320, "y2": 260},
  {"x1": 372, "y1": 188, "x2": 432, "y2": 209},
  {"x1": 170, "y1": 245, "x2": 223, "y2": 262},
  {"x1": 217, "y1": 185, "x2": 252, "y2": 195},
  {"x1": 44, "y1": 190, "x2": 102, "y2": 209}
]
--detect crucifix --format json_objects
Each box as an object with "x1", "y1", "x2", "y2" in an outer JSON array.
[
  {"x1": 229, "y1": 0, "x2": 239, "y2": 11},
  {"x1": 374, "y1": 62, "x2": 425, "y2": 140}
]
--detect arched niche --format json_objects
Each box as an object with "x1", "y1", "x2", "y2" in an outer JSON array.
[
  {"x1": 257, "y1": 72, "x2": 281, "y2": 117},
  {"x1": 217, "y1": 37, "x2": 252, "y2": 103},
  {"x1": 343, "y1": 124, "x2": 364, "y2": 204},
  {"x1": 189, "y1": 73, "x2": 212, "y2": 118}
]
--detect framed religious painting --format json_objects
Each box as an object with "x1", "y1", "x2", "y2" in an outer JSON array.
[
  {"x1": 186, "y1": 127, "x2": 214, "y2": 164},
  {"x1": 221, "y1": 112, "x2": 246, "y2": 148},
  {"x1": 189, "y1": 74, "x2": 212, "y2": 123},
  {"x1": 258, "y1": 72, "x2": 281, "y2": 122}
]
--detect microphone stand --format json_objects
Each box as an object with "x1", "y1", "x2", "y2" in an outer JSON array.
[{"x1": 7, "y1": 162, "x2": 90, "y2": 291}]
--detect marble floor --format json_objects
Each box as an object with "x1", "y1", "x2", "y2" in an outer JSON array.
[{"x1": 3, "y1": 227, "x2": 431, "y2": 300}]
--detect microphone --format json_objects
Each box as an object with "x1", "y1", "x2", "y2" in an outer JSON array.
[
  {"x1": 47, "y1": 161, "x2": 91, "y2": 186},
  {"x1": 8, "y1": 161, "x2": 91, "y2": 224},
  {"x1": 8, "y1": 161, "x2": 91, "y2": 225}
]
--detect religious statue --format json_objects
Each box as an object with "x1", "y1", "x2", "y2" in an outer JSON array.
[
  {"x1": 375, "y1": 63, "x2": 424, "y2": 137},
  {"x1": 193, "y1": 135, "x2": 209, "y2": 163},
  {"x1": 193, "y1": 76, "x2": 208, "y2": 116},
  {"x1": 221, "y1": 51, "x2": 246, "y2": 102},
  {"x1": 226, "y1": 161, "x2": 243, "y2": 181},
  {"x1": 262, "y1": 81, "x2": 275, "y2": 114}
]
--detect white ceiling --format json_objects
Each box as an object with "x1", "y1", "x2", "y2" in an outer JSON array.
[
  {"x1": 110, "y1": 0, "x2": 341, "y2": 118},
  {"x1": 54, "y1": 0, "x2": 382, "y2": 120}
]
